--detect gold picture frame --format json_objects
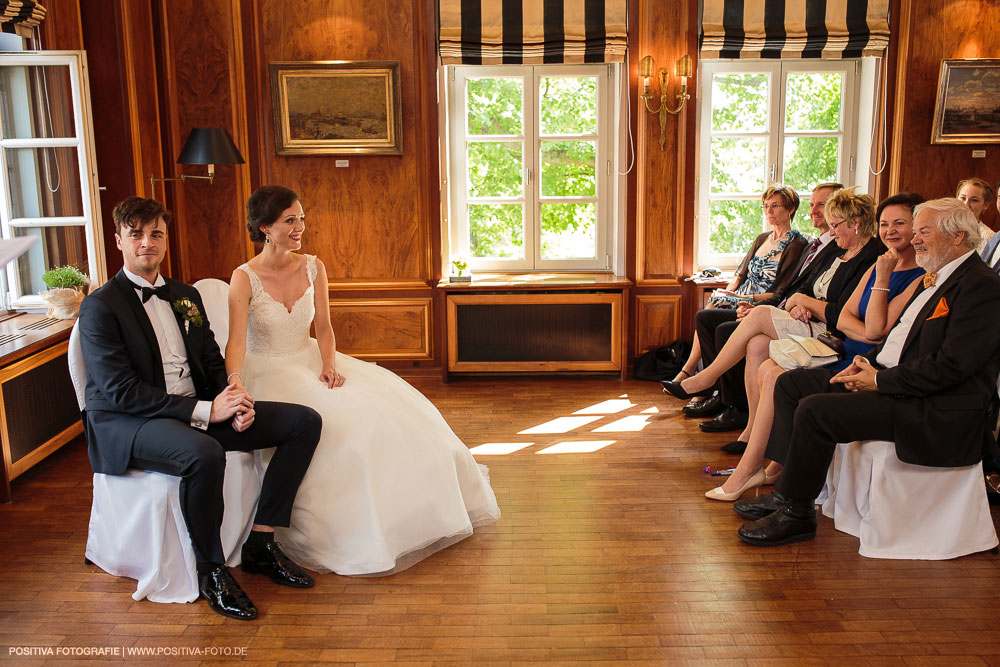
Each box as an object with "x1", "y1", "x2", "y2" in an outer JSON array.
[
  {"x1": 268, "y1": 61, "x2": 402, "y2": 155},
  {"x1": 930, "y1": 58, "x2": 1000, "y2": 144}
]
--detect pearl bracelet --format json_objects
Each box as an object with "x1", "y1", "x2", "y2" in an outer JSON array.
[{"x1": 869, "y1": 287, "x2": 891, "y2": 293}]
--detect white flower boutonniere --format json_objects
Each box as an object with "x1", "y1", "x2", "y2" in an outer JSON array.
[{"x1": 172, "y1": 298, "x2": 204, "y2": 334}]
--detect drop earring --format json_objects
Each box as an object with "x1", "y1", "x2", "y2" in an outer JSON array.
[{"x1": 265, "y1": 235, "x2": 271, "y2": 244}]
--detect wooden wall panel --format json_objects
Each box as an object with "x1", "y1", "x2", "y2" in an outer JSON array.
[
  {"x1": 634, "y1": 294, "x2": 682, "y2": 356},
  {"x1": 329, "y1": 298, "x2": 432, "y2": 359},
  {"x1": 249, "y1": 0, "x2": 436, "y2": 287},
  {"x1": 890, "y1": 0, "x2": 1000, "y2": 230}
]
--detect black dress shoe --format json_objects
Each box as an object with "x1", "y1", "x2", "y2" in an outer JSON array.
[
  {"x1": 199, "y1": 565, "x2": 258, "y2": 620},
  {"x1": 241, "y1": 541, "x2": 315, "y2": 588},
  {"x1": 699, "y1": 405, "x2": 749, "y2": 433},
  {"x1": 738, "y1": 500, "x2": 817, "y2": 547},
  {"x1": 721, "y1": 440, "x2": 748, "y2": 455},
  {"x1": 661, "y1": 379, "x2": 713, "y2": 401},
  {"x1": 733, "y1": 490, "x2": 787, "y2": 520},
  {"x1": 682, "y1": 394, "x2": 724, "y2": 418}
]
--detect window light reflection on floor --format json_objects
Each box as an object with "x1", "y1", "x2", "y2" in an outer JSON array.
[
  {"x1": 518, "y1": 416, "x2": 601, "y2": 434},
  {"x1": 469, "y1": 442, "x2": 534, "y2": 455},
  {"x1": 641, "y1": 406, "x2": 659, "y2": 414},
  {"x1": 572, "y1": 399, "x2": 636, "y2": 415},
  {"x1": 593, "y1": 415, "x2": 651, "y2": 432},
  {"x1": 536, "y1": 440, "x2": 615, "y2": 454}
]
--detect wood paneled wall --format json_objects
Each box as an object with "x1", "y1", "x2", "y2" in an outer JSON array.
[{"x1": 890, "y1": 0, "x2": 1000, "y2": 230}]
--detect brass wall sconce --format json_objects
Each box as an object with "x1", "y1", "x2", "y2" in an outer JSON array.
[
  {"x1": 149, "y1": 128, "x2": 245, "y2": 199},
  {"x1": 638, "y1": 54, "x2": 692, "y2": 150}
]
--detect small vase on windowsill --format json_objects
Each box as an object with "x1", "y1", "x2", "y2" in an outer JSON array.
[
  {"x1": 449, "y1": 273, "x2": 472, "y2": 283},
  {"x1": 39, "y1": 265, "x2": 89, "y2": 319},
  {"x1": 449, "y1": 258, "x2": 471, "y2": 283}
]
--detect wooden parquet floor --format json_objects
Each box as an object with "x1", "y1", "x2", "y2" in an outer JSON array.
[{"x1": 2, "y1": 377, "x2": 1000, "y2": 665}]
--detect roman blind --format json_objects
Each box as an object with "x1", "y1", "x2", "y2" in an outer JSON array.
[{"x1": 0, "y1": 0, "x2": 46, "y2": 38}]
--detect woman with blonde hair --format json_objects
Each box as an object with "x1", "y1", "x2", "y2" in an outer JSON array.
[{"x1": 956, "y1": 177, "x2": 996, "y2": 253}]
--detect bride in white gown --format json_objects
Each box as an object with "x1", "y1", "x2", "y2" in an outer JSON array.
[{"x1": 224, "y1": 185, "x2": 499, "y2": 575}]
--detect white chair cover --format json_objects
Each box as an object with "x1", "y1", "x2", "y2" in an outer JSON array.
[
  {"x1": 819, "y1": 440, "x2": 998, "y2": 560},
  {"x1": 73, "y1": 282, "x2": 261, "y2": 602}
]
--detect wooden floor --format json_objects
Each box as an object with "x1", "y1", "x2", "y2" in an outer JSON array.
[{"x1": 3, "y1": 377, "x2": 1000, "y2": 665}]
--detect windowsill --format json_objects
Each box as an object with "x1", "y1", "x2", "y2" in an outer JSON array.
[{"x1": 437, "y1": 272, "x2": 631, "y2": 290}]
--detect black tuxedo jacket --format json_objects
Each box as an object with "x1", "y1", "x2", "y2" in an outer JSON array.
[
  {"x1": 865, "y1": 253, "x2": 1000, "y2": 467},
  {"x1": 759, "y1": 239, "x2": 845, "y2": 308},
  {"x1": 78, "y1": 270, "x2": 228, "y2": 474}
]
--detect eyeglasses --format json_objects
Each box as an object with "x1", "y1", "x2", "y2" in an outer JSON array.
[{"x1": 761, "y1": 203, "x2": 786, "y2": 211}]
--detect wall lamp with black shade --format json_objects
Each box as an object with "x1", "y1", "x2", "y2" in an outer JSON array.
[
  {"x1": 638, "y1": 54, "x2": 693, "y2": 150},
  {"x1": 149, "y1": 128, "x2": 245, "y2": 198}
]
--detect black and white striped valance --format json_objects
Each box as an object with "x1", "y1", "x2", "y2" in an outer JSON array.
[
  {"x1": 0, "y1": 0, "x2": 46, "y2": 38},
  {"x1": 439, "y1": 0, "x2": 627, "y2": 65},
  {"x1": 701, "y1": 1, "x2": 890, "y2": 59}
]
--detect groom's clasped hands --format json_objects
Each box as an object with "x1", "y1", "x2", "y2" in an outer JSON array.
[{"x1": 210, "y1": 381, "x2": 256, "y2": 432}]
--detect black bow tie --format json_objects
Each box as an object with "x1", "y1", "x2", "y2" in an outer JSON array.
[{"x1": 137, "y1": 284, "x2": 171, "y2": 304}]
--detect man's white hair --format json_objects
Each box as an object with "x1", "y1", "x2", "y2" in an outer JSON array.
[{"x1": 913, "y1": 197, "x2": 981, "y2": 250}]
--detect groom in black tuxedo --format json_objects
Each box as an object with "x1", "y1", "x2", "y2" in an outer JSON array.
[{"x1": 79, "y1": 197, "x2": 322, "y2": 620}]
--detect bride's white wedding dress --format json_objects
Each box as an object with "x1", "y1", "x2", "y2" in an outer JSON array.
[{"x1": 236, "y1": 256, "x2": 500, "y2": 575}]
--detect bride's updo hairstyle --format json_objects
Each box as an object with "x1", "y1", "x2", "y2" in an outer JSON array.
[{"x1": 247, "y1": 185, "x2": 300, "y2": 243}]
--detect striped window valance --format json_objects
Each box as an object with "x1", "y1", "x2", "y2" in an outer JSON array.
[
  {"x1": 0, "y1": 0, "x2": 46, "y2": 39},
  {"x1": 701, "y1": 1, "x2": 890, "y2": 59},
  {"x1": 439, "y1": 0, "x2": 627, "y2": 65}
]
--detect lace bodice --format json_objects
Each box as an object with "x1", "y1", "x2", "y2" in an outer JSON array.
[{"x1": 237, "y1": 255, "x2": 317, "y2": 356}]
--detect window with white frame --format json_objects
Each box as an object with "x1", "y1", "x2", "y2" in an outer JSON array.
[
  {"x1": 445, "y1": 64, "x2": 616, "y2": 272},
  {"x1": 0, "y1": 51, "x2": 105, "y2": 309},
  {"x1": 696, "y1": 60, "x2": 859, "y2": 269}
]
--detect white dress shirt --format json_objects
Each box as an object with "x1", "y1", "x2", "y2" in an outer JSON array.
[
  {"x1": 875, "y1": 250, "x2": 974, "y2": 369},
  {"x1": 122, "y1": 266, "x2": 212, "y2": 430}
]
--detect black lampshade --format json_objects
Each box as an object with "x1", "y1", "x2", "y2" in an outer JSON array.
[{"x1": 176, "y1": 128, "x2": 245, "y2": 165}]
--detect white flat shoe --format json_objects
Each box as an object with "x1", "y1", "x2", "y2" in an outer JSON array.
[{"x1": 704, "y1": 467, "x2": 766, "y2": 502}]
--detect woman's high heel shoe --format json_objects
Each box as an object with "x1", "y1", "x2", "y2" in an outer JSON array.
[
  {"x1": 661, "y1": 377, "x2": 714, "y2": 400},
  {"x1": 704, "y1": 467, "x2": 766, "y2": 502},
  {"x1": 763, "y1": 469, "x2": 781, "y2": 485}
]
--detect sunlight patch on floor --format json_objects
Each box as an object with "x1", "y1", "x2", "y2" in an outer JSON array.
[
  {"x1": 572, "y1": 399, "x2": 636, "y2": 415},
  {"x1": 641, "y1": 406, "x2": 659, "y2": 414},
  {"x1": 536, "y1": 440, "x2": 615, "y2": 454},
  {"x1": 592, "y1": 415, "x2": 651, "y2": 432},
  {"x1": 469, "y1": 442, "x2": 534, "y2": 455},
  {"x1": 518, "y1": 416, "x2": 602, "y2": 434}
]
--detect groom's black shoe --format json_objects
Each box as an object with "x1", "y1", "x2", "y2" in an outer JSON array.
[
  {"x1": 737, "y1": 499, "x2": 817, "y2": 547},
  {"x1": 199, "y1": 565, "x2": 258, "y2": 620},
  {"x1": 733, "y1": 490, "x2": 787, "y2": 520},
  {"x1": 241, "y1": 541, "x2": 314, "y2": 588}
]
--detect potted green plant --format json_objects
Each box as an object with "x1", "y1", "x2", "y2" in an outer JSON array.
[{"x1": 40, "y1": 265, "x2": 89, "y2": 319}]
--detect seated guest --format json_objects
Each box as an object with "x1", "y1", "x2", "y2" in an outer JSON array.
[
  {"x1": 956, "y1": 177, "x2": 996, "y2": 253},
  {"x1": 734, "y1": 198, "x2": 1000, "y2": 546},
  {"x1": 695, "y1": 182, "x2": 843, "y2": 439},
  {"x1": 981, "y1": 182, "x2": 1000, "y2": 272},
  {"x1": 700, "y1": 193, "x2": 924, "y2": 501},
  {"x1": 663, "y1": 188, "x2": 885, "y2": 454},
  {"x1": 672, "y1": 184, "x2": 808, "y2": 421}
]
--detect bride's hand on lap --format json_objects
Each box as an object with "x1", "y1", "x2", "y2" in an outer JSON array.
[
  {"x1": 232, "y1": 406, "x2": 255, "y2": 432},
  {"x1": 320, "y1": 368, "x2": 345, "y2": 388},
  {"x1": 210, "y1": 385, "x2": 253, "y2": 423}
]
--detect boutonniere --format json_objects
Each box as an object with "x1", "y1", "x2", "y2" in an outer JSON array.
[
  {"x1": 927, "y1": 297, "x2": 949, "y2": 321},
  {"x1": 172, "y1": 298, "x2": 204, "y2": 333}
]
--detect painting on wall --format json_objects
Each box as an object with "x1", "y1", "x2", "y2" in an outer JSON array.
[
  {"x1": 269, "y1": 61, "x2": 402, "y2": 155},
  {"x1": 931, "y1": 59, "x2": 1000, "y2": 144}
]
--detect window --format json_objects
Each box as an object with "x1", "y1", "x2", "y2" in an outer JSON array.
[
  {"x1": 445, "y1": 64, "x2": 616, "y2": 272},
  {"x1": 696, "y1": 60, "x2": 859, "y2": 268},
  {"x1": 0, "y1": 52, "x2": 105, "y2": 309}
]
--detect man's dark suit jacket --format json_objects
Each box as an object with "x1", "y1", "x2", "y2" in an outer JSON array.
[
  {"x1": 78, "y1": 270, "x2": 228, "y2": 475},
  {"x1": 863, "y1": 253, "x2": 1000, "y2": 467},
  {"x1": 758, "y1": 239, "x2": 845, "y2": 308},
  {"x1": 980, "y1": 232, "x2": 1000, "y2": 269}
]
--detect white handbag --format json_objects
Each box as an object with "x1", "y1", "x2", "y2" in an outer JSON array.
[{"x1": 769, "y1": 334, "x2": 840, "y2": 371}]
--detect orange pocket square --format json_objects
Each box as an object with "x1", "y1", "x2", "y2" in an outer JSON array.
[{"x1": 928, "y1": 297, "x2": 949, "y2": 320}]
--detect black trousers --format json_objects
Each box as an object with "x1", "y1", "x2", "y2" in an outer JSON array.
[
  {"x1": 695, "y1": 308, "x2": 748, "y2": 410},
  {"x1": 130, "y1": 401, "x2": 322, "y2": 565},
  {"x1": 767, "y1": 368, "x2": 895, "y2": 501}
]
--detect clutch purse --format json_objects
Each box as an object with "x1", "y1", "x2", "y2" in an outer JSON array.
[{"x1": 768, "y1": 332, "x2": 843, "y2": 371}]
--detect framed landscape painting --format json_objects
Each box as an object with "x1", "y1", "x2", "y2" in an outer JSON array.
[
  {"x1": 269, "y1": 61, "x2": 402, "y2": 155},
  {"x1": 931, "y1": 59, "x2": 1000, "y2": 144}
]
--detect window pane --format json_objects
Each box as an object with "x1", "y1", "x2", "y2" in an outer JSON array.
[
  {"x1": 0, "y1": 65, "x2": 76, "y2": 139},
  {"x1": 12, "y1": 226, "x2": 88, "y2": 295},
  {"x1": 539, "y1": 76, "x2": 597, "y2": 135},
  {"x1": 4, "y1": 147, "x2": 83, "y2": 218},
  {"x1": 708, "y1": 200, "x2": 762, "y2": 255},
  {"x1": 711, "y1": 73, "x2": 769, "y2": 133},
  {"x1": 785, "y1": 72, "x2": 843, "y2": 131},
  {"x1": 540, "y1": 202, "x2": 596, "y2": 259},
  {"x1": 469, "y1": 203, "x2": 523, "y2": 259},
  {"x1": 782, "y1": 136, "x2": 840, "y2": 196},
  {"x1": 710, "y1": 137, "x2": 766, "y2": 194},
  {"x1": 466, "y1": 77, "x2": 522, "y2": 135},
  {"x1": 467, "y1": 142, "x2": 522, "y2": 197},
  {"x1": 541, "y1": 140, "x2": 595, "y2": 197}
]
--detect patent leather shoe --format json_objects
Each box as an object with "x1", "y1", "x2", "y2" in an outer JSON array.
[
  {"x1": 737, "y1": 500, "x2": 817, "y2": 547},
  {"x1": 699, "y1": 405, "x2": 748, "y2": 433},
  {"x1": 241, "y1": 541, "x2": 315, "y2": 588},
  {"x1": 733, "y1": 490, "x2": 788, "y2": 520},
  {"x1": 705, "y1": 467, "x2": 766, "y2": 502},
  {"x1": 682, "y1": 394, "x2": 723, "y2": 418},
  {"x1": 720, "y1": 439, "x2": 748, "y2": 455},
  {"x1": 199, "y1": 565, "x2": 258, "y2": 620},
  {"x1": 661, "y1": 379, "x2": 713, "y2": 401}
]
